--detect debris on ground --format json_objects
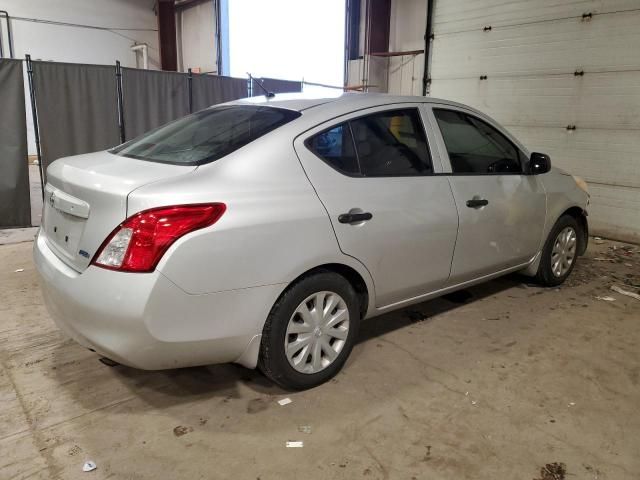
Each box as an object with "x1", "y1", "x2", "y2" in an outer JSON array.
[
  {"x1": 173, "y1": 425, "x2": 193, "y2": 437},
  {"x1": 298, "y1": 425, "x2": 312, "y2": 434},
  {"x1": 595, "y1": 296, "x2": 615, "y2": 302},
  {"x1": 610, "y1": 285, "x2": 640, "y2": 301},
  {"x1": 570, "y1": 238, "x2": 638, "y2": 288},
  {"x1": 277, "y1": 397, "x2": 292, "y2": 406},
  {"x1": 607, "y1": 245, "x2": 636, "y2": 261},
  {"x1": 82, "y1": 461, "x2": 97, "y2": 472},
  {"x1": 584, "y1": 464, "x2": 601, "y2": 479},
  {"x1": 533, "y1": 462, "x2": 567, "y2": 480},
  {"x1": 464, "y1": 391, "x2": 478, "y2": 405},
  {"x1": 568, "y1": 402, "x2": 576, "y2": 407},
  {"x1": 286, "y1": 441, "x2": 303, "y2": 448},
  {"x1": 594, "y1": 237, "x2": 605, "y2": 245},
  {"x1": 14, "y1": 268, "x2": 24, "y2": 273}
]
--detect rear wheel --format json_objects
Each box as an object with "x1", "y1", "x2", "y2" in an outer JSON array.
[
  {"x1": 258, "y1": 272, "x2": 360, "y2": 390},
  {"x1": 535, "y1": 215, "x2": 581, "y2": 286}
]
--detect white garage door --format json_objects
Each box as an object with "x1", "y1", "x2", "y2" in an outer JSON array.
[{"x1": 428, "y1": 0, "x2": 640, "y2": 243}]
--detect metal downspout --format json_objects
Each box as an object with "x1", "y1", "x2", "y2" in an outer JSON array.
[
  {"x1": 0, "y1": 10, "x2": 15, "y2": 58},
  {"x1": 422, "y1": 0, "x2": 434, "y2": 96}
]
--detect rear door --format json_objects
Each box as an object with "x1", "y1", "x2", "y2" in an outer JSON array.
[
  {"x1": 294, "y1": 104, "x2": 459, "y2": 307},
  {"x1": 428, "y1": 105, "x2": 546, "y2": 284}
]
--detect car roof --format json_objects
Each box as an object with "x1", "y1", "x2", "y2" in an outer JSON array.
[
  {"x1": 231, "y1": 92, "x2": 473, "y2": 114},
  {"x1": 228, "y1": 91, "x2": 529, "y2": 155}
]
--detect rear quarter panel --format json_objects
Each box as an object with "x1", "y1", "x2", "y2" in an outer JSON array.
[{"x1": 126, "y1": 131, "x2": 375, "y2": 307}]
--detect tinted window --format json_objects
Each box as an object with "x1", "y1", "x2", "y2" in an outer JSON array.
[
  {"x1": 306, "y1": 123, "x2": 359, "y2": 174},
  {"x1": 112, "y1": 106, "x2": 301, "y2": 165},
  {"x1": 433, "y1": 109, "x2": 523, "y2": 174},
  {"x1": 350, "y1": 109, "x2": 432, "y2": 176}
]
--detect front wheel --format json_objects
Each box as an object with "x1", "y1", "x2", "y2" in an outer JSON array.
[
  {"x1": 535, "y1": 214, "x2": 581, "y2": 286},
  {"x1": 258, "y1": 271, "x2": 360, "y2": 390}
]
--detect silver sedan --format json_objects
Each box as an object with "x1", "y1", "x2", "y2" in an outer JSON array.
[{"x1": 34, "y1": 93, "x2": 590, "y2": 389}]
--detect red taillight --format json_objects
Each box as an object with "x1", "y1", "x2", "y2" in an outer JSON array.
[{"x1": 92, "y1": 203, "x2": 226, "y2": 272}]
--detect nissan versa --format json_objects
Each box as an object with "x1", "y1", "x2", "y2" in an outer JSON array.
[{"x1": 34, "y1": 93, "x2": 590, "y2": 389}]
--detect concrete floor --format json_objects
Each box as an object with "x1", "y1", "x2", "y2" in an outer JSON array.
[
  {"x1": 1, "y1": 239, "x2": 639, "y2": 480},
  {"x1": 29, "y1": 164, "x2": 44, "y2": 228}
]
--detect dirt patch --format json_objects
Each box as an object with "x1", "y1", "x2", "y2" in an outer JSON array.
[
  {"x1": 533, "y1": 462, "x2": 566, "y2": 480},
  {"x1": 246, "y1": 398, "x2": 269, "y2": 414},
  {"x1": 173, "y1": 425, "x2": 193, "y2": 437}
]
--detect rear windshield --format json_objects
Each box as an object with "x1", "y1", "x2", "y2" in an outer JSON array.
[{"x1": 111, "y1": 105, "x2": 301, "y2": 165}]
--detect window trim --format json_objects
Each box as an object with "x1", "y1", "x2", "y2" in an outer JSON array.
[
  {"x1": 432, "y1": 107, "x2": 528, "y2": 176},
  {"x1": 304, "y1": 107, "x2": 435, "y2": 178}
]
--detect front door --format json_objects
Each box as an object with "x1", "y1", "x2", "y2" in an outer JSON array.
[
  {"x1": 294, "y1": 105, "x2": 459, "y2": 307},
  {"x1": 429, "y1": 106, "x2": 546, "y2": 284}
]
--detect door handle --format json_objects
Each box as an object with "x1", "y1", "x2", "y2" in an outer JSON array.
[
  {"x1": 466, "y1": 199, "x2": 489, "y2": 208},
  {"x1": 338, "y1": 212, "x2": 373, "y2": 224}
]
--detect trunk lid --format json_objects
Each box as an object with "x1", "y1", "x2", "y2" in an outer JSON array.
[{"x1": 42, "y1": 151, "x2": 196, "y2": 272}]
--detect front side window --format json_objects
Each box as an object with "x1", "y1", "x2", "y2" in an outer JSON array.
[
  {"x1": 433, "y1": 109, "x2": 523, "y2": 174},
  {"x1": 112, "y1": 106, "x2": 301, "y2": 165},
  {"x1": 306, "y1": 108, "x2": 433, "y2": 177}
]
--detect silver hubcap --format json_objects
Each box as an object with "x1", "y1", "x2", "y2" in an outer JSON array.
[
  {"x1": 551, "y1": 226, "x2": 577, "y2": 277},
  {"x1": 285, "y1": 291, "x2": 350, "y2": 374}
]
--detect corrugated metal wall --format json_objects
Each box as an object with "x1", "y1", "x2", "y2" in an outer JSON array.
[{"x1": 428, "y1": 0, "x2": 640, "y2": 242}]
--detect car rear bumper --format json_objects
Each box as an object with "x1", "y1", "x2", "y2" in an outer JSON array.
[{"x1": 33, "y1": 232, "x2": 283, "y2": 370}]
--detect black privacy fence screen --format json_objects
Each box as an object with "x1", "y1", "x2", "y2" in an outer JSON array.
[
  {"x1": 0, "y1": 56, "x2": 302, "y2": 228},
  {"x1": 0, "y1": 58, "x2": 30, "y2": 228}
]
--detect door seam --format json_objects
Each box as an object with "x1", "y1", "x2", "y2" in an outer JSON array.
[
  {"x1": 290, "y1": 141, "x2": 378, "y2": 296},
  {"x1": 445, "y1": 177, "x2": 461, "y2": 281}
]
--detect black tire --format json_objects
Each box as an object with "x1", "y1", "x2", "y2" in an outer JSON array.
[
  {"x1": 535, "y1": 214, "x2": 581, "y2": 286},
  {"x1": 258, "y1": 271, "x2": 360, "y2": 390}
]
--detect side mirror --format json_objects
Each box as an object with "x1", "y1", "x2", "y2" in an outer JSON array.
[{"x1": 529, "y1": 152, "x2": 551, "y2": 175}]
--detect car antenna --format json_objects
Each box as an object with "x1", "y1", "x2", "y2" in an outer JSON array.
[{"x1": 247, "y1": 73, "x2": 275, "y2": 98}]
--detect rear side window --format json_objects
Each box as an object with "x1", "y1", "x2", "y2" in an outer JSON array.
[
  {"x1": 433, "y1": 109, "x2": 523, "y2": 174},
  {"x1": 306, "y1": 108, "x2": 432, "y2": 176},
  {"x1": 112, "y1": 106, "x2": 301, "y2": 165},
  {"x1": 305, "y1": 124, "x2": 359, "y2": 174}
]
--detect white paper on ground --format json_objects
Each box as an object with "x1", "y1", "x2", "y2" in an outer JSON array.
[{"x1": 611, "y1": 285, "x2": 640, "y2": 301}]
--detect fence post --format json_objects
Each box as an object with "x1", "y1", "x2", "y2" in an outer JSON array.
[
  {"x1": 115, "y1": 61, "x2": 126, "y2": 143},
  {"x1": 25, "y1": 54, "x2": 45, "y2": 199},
  {"x1": 188, "y1": 68, "x2": 193, "y2": 113}
]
